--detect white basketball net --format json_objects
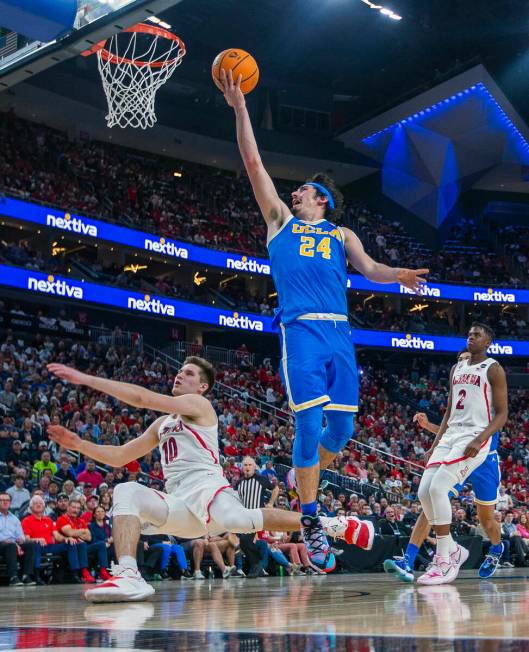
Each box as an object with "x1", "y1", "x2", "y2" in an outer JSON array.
[{"x1": 96, "y1": 27, "x2": 185, "y2": 129}]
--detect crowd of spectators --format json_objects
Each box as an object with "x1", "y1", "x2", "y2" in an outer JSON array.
[
  {"x1": 1, "y1": 108, "x2": 528, "y2": 286},
  {"x1": 1, "y1": 314, "x2": 529, "y2": 584}
]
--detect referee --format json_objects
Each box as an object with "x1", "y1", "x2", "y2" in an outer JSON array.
[{"x1": 236, "y1": 456, "x2": 279, "y2": 578}]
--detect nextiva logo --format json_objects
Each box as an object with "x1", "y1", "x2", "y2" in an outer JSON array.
[
  {"x1": 218, "y1": 311, "x2": 264, "y2": 331},
  {"x1": 487, "y1": 342, "x2": 513, "y2": 355},
  {"x1": 473, "y1": 288, "x2": 516, "y2": 303},
  {"x1": 144, "y1": 237, "x2": 188, "y2": 259},
  {"x1": 28, "y1": 274, "x2": 83, "y2": 299},
  {"x1": 46, "y1": 212, "x2": 97, "y2": 237},
  {"x1": 400, "y1": 284, "x2": 441, "y2": 298},
  {"x1": 391, "y1": 333, "x2": 434, "y2": 350},
  {"x1": 127, "y1": 294, "x2": 175, "y2": 316},
  {"x1": 226, "y1": 255, "x2": 271, "y2": 275}
]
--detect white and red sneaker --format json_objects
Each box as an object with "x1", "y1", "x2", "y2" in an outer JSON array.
[
  {"x1": 417, "y1": 555, "x2": 458, "y2": 585},
  {"x1": 449, "y1": 543, "x2": 469, "y2": 574},
  {"x1": 321, "y1": 516, "x2": 375, "y2": 551},
  {"x1": 84, "y1": 563, "x2": 155, "y2": 603}
]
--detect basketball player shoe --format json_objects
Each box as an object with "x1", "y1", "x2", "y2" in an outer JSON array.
[
  {"x1": 300, "y1": 515, "x2": 336, "y2": 572},
  {"x1": 322, "y1": 515, "x2": 375, "y2": 551},
  {"x1": 84, "y1": 563, "x2": 155, "y2": 603},
  {"x1": 479, "y1": 542, "x2": 504, "y2": 579},
  {"x1": 416, "y1": 555, "x2": 458, "y2": 585},
  {"x1": 383, "y1": 555, "x2": 414, "y2": 582}
]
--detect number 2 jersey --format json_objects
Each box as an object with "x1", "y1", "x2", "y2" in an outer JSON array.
[
  {"x1": 447, "y1": 357, "x2": 497, "y2": 433},
  {"x1": 268, "y1": 215, "x2": 348, "y2": 326}
]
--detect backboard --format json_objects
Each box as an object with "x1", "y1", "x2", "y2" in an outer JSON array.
[{"x1": 0, "y1": 0, "x2": 183, "y2": 90}]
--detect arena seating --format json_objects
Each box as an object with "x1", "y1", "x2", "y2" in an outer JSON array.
[
  {"x1": 1, "y1": 109, "x2": 527, "y2": 286},
  {"x1": 1, "y1": 310, "x2": 529, "y2": 583}
]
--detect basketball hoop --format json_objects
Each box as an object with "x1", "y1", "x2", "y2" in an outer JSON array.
[{"x1": 82, "y1": 23, "x2": 186, "y2": 129}]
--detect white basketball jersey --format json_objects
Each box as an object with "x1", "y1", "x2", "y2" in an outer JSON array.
[
  {"x1": 157, "y1": 414, "x2": 223, "y2": 491},
  {"x1": 447, "y1": 357, "x2": 497, "y2": 432}
]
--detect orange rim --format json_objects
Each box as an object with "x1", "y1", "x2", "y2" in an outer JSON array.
[{"x1": 80, "y1": 23, "x2": 186, "y2": 68}]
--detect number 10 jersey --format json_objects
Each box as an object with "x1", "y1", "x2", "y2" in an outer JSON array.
[{"x1": 157, "y1": 414, "x2": 224, "y2": 494}]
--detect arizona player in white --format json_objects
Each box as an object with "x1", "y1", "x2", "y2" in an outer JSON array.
[
  {"x1": 416, "y1": 323, "x2": 508, "y2": 585},
  {"x1": 47, "y1": 357, "x2": 373, "y2": 602}
]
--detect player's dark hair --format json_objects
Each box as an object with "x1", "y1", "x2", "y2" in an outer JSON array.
[
  {"x1": 183, "y1": 356, "x2": 215, "y2": 394},
  {"x1": 307, "y1": 173, "x2": 344, "y2": 221},
  {"x1": 456, "y1": 348, "x2": 469, "y2": 360},
  {"x1": 470, "y1": 321, "x2": 495, "y2": 342}
]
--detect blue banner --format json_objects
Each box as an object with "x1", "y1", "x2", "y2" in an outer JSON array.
[
  {"x1": 0, "y1": 264, "x2": 527, "y2": 356},
  {"x1": 1, "y1": 195, "x2": 528, "y2": 304}
]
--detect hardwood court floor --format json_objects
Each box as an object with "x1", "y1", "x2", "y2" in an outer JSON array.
[{"x1": 2, "y1": 570, "x2": 529, "y2": 650}]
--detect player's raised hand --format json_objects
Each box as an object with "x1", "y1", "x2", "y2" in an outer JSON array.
[
  {"x1": 47, "y1": 425, "x2": 82, "y2": 451},
  {"x1": 396, "y1": 268, "x2": 429, "y2": 293},
  {"x1": 413, "y1": 412, "x2": 429, "y2": 429},
  {"x1": 219, "y1": 68, "x2": 245, "y2": 111},
  {"x1": 47, "y1": 363, "x2": 87, "y2": 385}
]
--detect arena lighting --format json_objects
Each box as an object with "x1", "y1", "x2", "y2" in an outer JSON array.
[
  {"x1": 362, "y1": 82, "x2": 529, "y2": 148},
  {"x1": 146, "y1": 16, "x2": 172, "y2": 29},
  {"x1": 193, "y1": 272, "x2": 206, "y2": 286},
  {"x1": 360, "y1": 0, "x2": 402, "y2": 21},
  {"x1": 410, "y1": 303, "x2": 428, "y2": 312},
  {"x1": 173, "y1": 171, "x2": 182, "y2": 178},
  {"x1": 123, "y1": 264, "x2": 147, "y2": 273}
]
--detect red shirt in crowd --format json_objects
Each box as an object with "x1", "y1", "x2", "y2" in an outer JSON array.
[
  {"x1": 125, "y1": 460, "x2": 141, "y2": 473},
  {"x1": 22, "y1": 514, "x2": 57, "y2": 545},
  {"x1": 56, "y1": 514, "x2": 88, "y2": 536},
  {"x1": 77, "y1": 469, "x2": 105, "y2": 487}
]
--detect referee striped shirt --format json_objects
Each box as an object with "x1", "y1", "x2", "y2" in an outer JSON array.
[{"x1": 236, "y1": 473, "x2": 273, "y2": 509}]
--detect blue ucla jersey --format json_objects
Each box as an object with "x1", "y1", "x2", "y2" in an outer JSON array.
[{"x1": 267, "y1": 216, "x2": 348, "y2": 325}]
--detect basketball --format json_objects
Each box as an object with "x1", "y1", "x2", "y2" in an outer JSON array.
[{"x1": 211, "y1": 48, "x2": 259, "y2": 95}]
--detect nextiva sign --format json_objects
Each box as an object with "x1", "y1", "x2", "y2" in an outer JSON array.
[
  {"x1": 46, "y1": 212, "x2": 98, "y2": 237},
  {"x1": 390, "y1": 334, "x2": 435, "y2": 350},
  {"x1": 351, "y1": 329, "x2": 527, "y2": 356},
  {"x1": 226, "y1": 256, "x2": 271, "y2": 275},
  {"x1": 27, "y1": 274, "x2": 83, "y2": 299},
  {"x1": 472, "y1": 288, "x2": 516, "y2": 303},
  {"x1": 143, "y1": 237, "x2": 188, "y2": 259},
  {"x1": 218, "y1": 311, "x2": 265, "y2": 331}
]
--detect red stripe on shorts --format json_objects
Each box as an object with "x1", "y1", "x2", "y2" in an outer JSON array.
[{"x1": 205, "y1": 485, "x2": 231, "y2": 524}]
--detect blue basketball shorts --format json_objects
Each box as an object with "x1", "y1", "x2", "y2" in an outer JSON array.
[
  {"x1": 278, "y1": 319, "x2": 358, "y2": 413},
  {"x1": 449, "y1": 451, "x2": 500, "y2": 505}
]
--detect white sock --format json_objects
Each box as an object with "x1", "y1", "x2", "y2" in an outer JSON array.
[
  {"x1": 447, "y1": 533, "x2": 458, "y2": 554},
  {"x1": 119, "y1": 555, "x2": 138, "y2": 572},
  {"x1": 436, "y1": 535, "x2": 451, "y2": 560}
]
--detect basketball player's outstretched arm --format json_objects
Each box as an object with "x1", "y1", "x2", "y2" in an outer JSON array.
[
  {"x1": 47, "y1": 417, "x2": 163, "y2": 468},
  {"x1": 463, "y1": 363, "x2": 508, "y2": 458},
  {"x1": 219, "y1": 69, "x2": 290, "y2": 234},
  {"x1": 342, "y1": 227, "x2": 429, "y2": 293},
  {"x1": 47, "y1": 363, "x2": 214, "y2": 421}
]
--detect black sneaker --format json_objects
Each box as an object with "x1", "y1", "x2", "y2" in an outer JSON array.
[
  {"x1": 300, "y1": 515, "x2": 336, "y2": 573},
  {"x1": 22, "y1": 575, "x2": 36, "y2": 585},
  {"x1": 247, "y1": 563, "x2": 263, "y2": 578},
  {"x1": 9, "y1": 576, "x2": 23, "y2": 586}
]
